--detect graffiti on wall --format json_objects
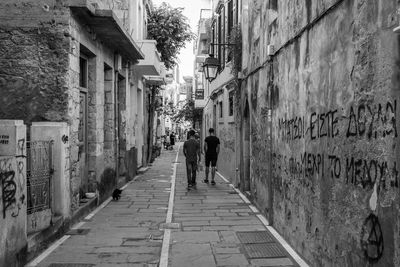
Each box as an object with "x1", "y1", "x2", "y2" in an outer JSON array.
[
  {"x1": 219, "y1": 127, "x2": 235, "y2": 151},
  {"x1": 277, "y1": 101, "x2": 397, "y2": 143},
  {"x1": 361, "y1": 214, "x2": 384, "y2": 262},
  {"x1": 274, "y1": 100, "x2": 400, "y2": 190},
  {"x1": 0, "y1": 157, "x2": 24, "y2": 218},
  {"x1": 271, "y1": 100, "x2": 399, "y2": 262},
  {"x1": 272, "y1": 152, "x2": 399, "y2": 190}
]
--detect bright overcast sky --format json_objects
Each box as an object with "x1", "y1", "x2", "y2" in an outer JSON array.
[{"x1": 151, "y1": 0, "x2": 211, "y2": 83}]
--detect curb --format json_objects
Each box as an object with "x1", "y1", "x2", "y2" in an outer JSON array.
[{"x1": 25, "y1": 196, "x2": 98, "y2": 265}]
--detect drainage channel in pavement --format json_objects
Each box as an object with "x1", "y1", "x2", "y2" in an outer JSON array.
[
  {"x1": 217, "y1": 171, "x2": 308, "y2": 267},
  {"x1": 237, "y1": 231, "x2": 297, "y2": 265}
]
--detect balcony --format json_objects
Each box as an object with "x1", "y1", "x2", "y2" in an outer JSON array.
[
  {"x1": 134, "y1": 40, "x2": 162, "y2": 77},
  {"x1": 68, "y1": 0, "x2": 144, "y2": 61},
  {"x1": 198, "y1": 17, "x2": 211, "y2": 41},
  {"x1": 195, "y1": 15, "x2": 211, "y2": 63},
  {"x1": 144, "y1": 63, "x2": 166, "y2": 86}
]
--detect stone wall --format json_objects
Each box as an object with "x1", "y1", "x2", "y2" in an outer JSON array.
[
  {"x1": 242, "y1": 0, "x2": 400, "y2": 266},
  {"x1": 215, "y1": 88, "x2": 237, "y2": 185},
  {"x1": 0, "y1": 0, "x2": 133, "y2": 209},
  {"x1": 0, "y1": 121, "x2": 27, "y2": 266},
  {"x1": 0, "y1": 0, "x2": 70, "y2": 123}
]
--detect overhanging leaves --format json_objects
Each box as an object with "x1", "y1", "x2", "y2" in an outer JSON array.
[{"x1": 147, "y1": 2, "x2": 195, "y2": 69}]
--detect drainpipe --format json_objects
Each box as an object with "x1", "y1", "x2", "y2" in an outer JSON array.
[
  {"x1": 114, "y1": 68, "x2": 120, "y2": 184},
  {"x1": 267, "y1": 59, "x2": 274, "y2": 225}
]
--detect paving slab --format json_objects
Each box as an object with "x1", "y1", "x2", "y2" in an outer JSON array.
[{"x1": 169, "y1": 244, "x2": 215, "y2": 267}]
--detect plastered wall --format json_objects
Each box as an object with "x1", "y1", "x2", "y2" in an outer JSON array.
[{"x1": 243, "y1": 0, "x2": 400, "y2": 266}]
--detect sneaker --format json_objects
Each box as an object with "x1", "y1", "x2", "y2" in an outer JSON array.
[
  {"x1": 211, "y1": 180, "x2": 216, "y2": 185},
  {"x1": 203, "y1": 179, "x2": 209, "y2": 183}
]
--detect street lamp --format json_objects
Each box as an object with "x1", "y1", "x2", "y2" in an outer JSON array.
[
  {"x1": 202, "y1": 54, "x2": 220, "y2": 82},
  {"x1": 203, "y1": 42, "x2": 236, "y2": 82}
]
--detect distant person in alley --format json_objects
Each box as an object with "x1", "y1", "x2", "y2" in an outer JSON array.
[
  {"x1": 203, "y1": 128, "x2": 220, "y2": 185},
  {"x1": 170, "y1": 132, "x2": 175, "y2": 148},
  {"x1": 183, "y1": 129, "x2": 201, "y2": 189}
]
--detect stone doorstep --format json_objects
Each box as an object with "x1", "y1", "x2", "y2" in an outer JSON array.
[
  {"x1": 137, "y1": 166, "x2": 150, "y2": 174},
  {"x1": 25, "y1": 196, "x2": 98, "y2": 265}
]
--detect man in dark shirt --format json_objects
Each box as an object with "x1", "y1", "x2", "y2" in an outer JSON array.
[
  {"x1": 170, "y1": 132, "x2": 175, "y2": 147},
  {"x1": 203, "y1": 128, "x2": 220, "y2": 185},
  {"x1": 183, "y1": 129, "x2": 201, "y2": 189}
]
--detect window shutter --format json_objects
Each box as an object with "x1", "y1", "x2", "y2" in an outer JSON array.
[{"x1": 221, "y1": 5, "x2": 225, "y2": 69}]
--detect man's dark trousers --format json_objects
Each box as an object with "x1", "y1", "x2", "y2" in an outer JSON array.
[{"x1": 186, "y1": 160, "x2": 197, "y2": 185}]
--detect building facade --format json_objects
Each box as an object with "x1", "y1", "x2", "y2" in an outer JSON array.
[
  {"x1": 202, "y1": 0, "x2": 241, "y2": 187},
  {"x1": 202, "y1": 0, "x2": 400, "y2": 266},
  {"x1": 0, "y1": 0, "x2": 163, "y2": 265}
]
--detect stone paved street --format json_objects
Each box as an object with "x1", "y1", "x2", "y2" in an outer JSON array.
[{"x1": 28, "y1": 143, "x2": 305, "y2": 267}]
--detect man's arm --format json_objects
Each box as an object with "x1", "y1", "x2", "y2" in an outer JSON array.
[
  {"x1": 216, "y1": 144, "x2": 220, "y2": 155},
  {"x1": 183, "y1": 143, "x2": 187, "y2": 157},
  {"x1": 204, "y1": 142, "x2": 208, "y2": 155}
]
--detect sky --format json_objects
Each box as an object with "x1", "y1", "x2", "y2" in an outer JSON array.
[{"x1": 151, "y1": 0, "x2": 211, "y2": 83}]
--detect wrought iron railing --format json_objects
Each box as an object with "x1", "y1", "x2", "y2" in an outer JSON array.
[{"x1": 26, "y1": 140, "x2": 54, "y2": 214}]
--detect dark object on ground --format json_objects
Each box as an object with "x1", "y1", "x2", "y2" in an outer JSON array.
[{"x1": 112, "y1": 189, "x2": 122, "y2": 200}]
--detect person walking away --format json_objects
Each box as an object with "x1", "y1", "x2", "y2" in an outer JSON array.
[
  {"x1": 183, "y1": 130, "x2": 201, "y2": 189},
  {"x1": 170, "y1": 132, "x2": 175, "y2": 148},
  {"x1": 165, "y1": 134, "x2": 170, "y2": 149},
  {"x1": 203, "y1": 128, "x2": 220, "y2": 185},
  {"x1": 186, "y1": 128, "x2": 193, "y2": 140}
]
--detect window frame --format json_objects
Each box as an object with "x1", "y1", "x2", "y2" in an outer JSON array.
[
  {"x1": 227, "y1": 0, "x2": 234, "y2": 62},
  {"x1": 79, "y1": 55, "x2": 88, "y2": 89},
  {"x1": 228, "y1": 90, "x2": 234, "y2": 117},
  {"x1": 217, "y1": 7, "x2": 223, "y2": 72}
]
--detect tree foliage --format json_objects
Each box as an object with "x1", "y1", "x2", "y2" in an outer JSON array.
[
  {"x1": 173, "y1": 99, "x2": 202, "y2": 125},
  {"x1": 147, "y1": 2, "x2": 195, "y2": 69}
]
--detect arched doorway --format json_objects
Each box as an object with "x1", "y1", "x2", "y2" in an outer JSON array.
[{"x1": 242, "y1": 101, "x2": 250, "y2": 192}]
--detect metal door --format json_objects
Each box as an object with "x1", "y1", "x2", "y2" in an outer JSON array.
[{"x1": 27, "y1": 140, "x2": 53, "y2": 233}]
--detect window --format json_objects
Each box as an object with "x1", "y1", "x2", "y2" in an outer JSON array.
[
  {"x1": 211, "y1": 0, "x2": 240, "y2": 76},
  {"x1": 217, "y1": 9, "x2": 222, "y2": 70},
  {"x1": 219, "y1": 101, "x2": 223, "y2": 118},
  {"x1": 235, "y1": 0, "x2": 239, "y2": 25},
  {"x1": 220, "y1": 6, "x2": 225, "y2": 69},
  {"x1": 79, "y1": 56, "x2": 88, "y2": 88},
  {"x1": 227, "y1": 0, "x2": 234, "y2": 62},
  {"x1": 212, "y1": 23, "x2": 216, "y2": 55},
  {"x1": 229, "y1": 91, "x2": 234, "y2": 116}
]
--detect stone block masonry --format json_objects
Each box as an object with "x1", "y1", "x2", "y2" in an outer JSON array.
[
  {"x1": 0, "y1": 26, "x2": 70, "y2": 122},
  {"x1": 0, "y1": 120, "x2": 27, "y2": 267}
]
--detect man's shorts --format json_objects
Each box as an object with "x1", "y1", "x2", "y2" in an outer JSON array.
[{"x1": 205, "y1": 155, "x2": 218, "y2": 167}]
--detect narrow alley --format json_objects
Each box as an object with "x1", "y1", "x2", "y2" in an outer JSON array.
[{"x1": 26, "y1": 144, "x2": 307, "y2": 267}]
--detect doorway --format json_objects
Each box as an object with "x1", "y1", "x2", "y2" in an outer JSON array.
[
  {"x1": 78, "y1": 90, "x2": 88, "y2": 191},
  {"x1": 78, "y1": 54, "x2": 89, "y2": 193}
]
